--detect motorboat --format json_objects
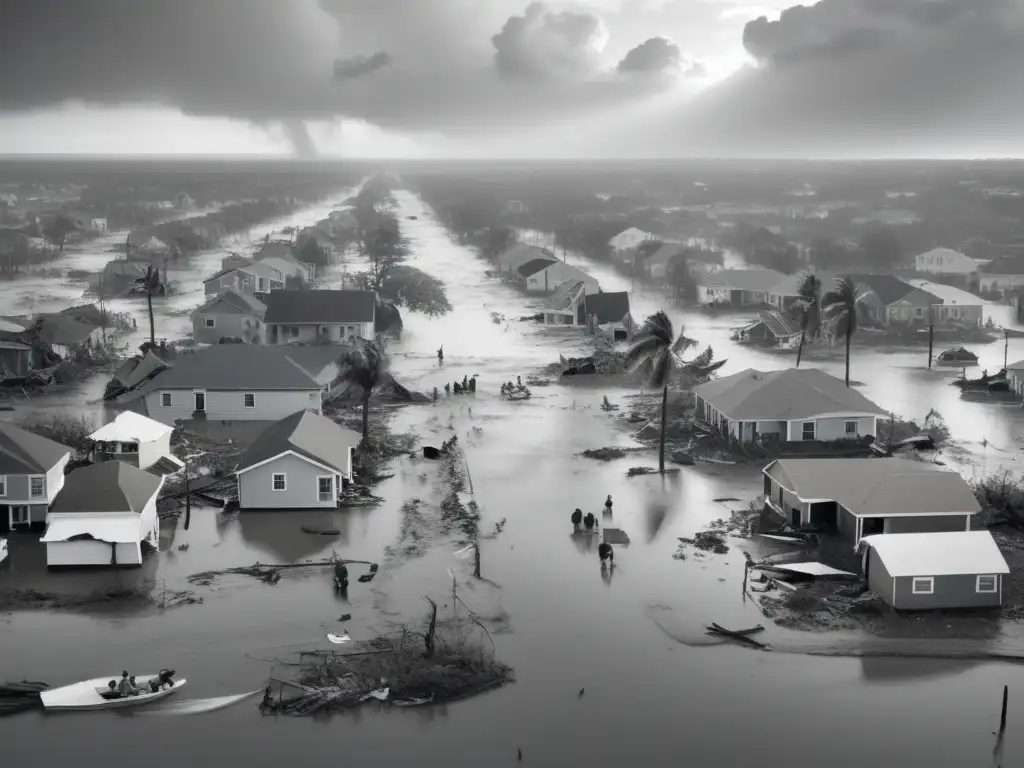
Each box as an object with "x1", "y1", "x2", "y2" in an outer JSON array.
[
  {"x1": 40, "y1": 674, "x2": 186, "y2": 711},
  {"x1": 936, "y1": 346, "x2": 978, "y2": 366}
]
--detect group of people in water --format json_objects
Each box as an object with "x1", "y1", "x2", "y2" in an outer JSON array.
[
  {"x1": 570, "y1": 496, "x2": 616, "y2": 565},
  {"x1": 500, "y1": 376, "x2": 531, "y2": 397},
  {"x1": 105, "y1": 669, "x2": 176, "y2": 698}
]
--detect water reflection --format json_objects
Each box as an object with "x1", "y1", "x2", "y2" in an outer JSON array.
[
  {"x1": 601, "y1": 562, "x2": 615, "y2": 586},
  {"x1": 643, "y1": 472, "x2": 683, "y2": 543},
  {"x1": 570, "y1": 530, "x2": 598, "y2": 555},
  {"x1": 238, "y1": 510, "x2": 353, "y2": 563},
  {"x1": 859, "y1": 657, "x2": 981, "y2": 684}
]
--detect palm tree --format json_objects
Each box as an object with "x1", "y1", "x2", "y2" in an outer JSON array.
[
  {"x1": 134, "y1": 265, "x2": 163, "y2": 346},
  {"x1": 337, "y1": 339, "x2": 389, "y2": 444},
  {"x1": 625, "y1": 311, "x2": 726, "y2": 472},
  {"x1": 794, "y1": 273, "x2": 822, "y2": 368},
  {"x1": 822, "y1": 276, "x2": 861, "y2": 387}
]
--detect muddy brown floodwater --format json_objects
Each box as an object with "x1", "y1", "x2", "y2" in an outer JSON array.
[{"x1": 3, "y1": 188, "x2": 1024, "y2": 767}]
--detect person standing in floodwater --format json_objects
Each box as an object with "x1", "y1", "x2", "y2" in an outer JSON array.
[
  {"x1": 571, "y1": 509, "x2": 583, "y2": 531},
  {"x1": 437, "y1": 346, "x2": 444, "y2": 364}
]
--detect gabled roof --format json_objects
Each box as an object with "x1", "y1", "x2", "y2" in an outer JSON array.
[
  {"x1": 497, "y1": 243, "x2": 555, "y2": 270},
  {"x1": 35, "y1": 314, "x2": 99, "y2": 345},
  {"x1": 765, "y1": 457, "x2": 981, "y2": 517},
  {"x1": 609, "y1": 227, "x2": 651, "y2": 244},
  {"x1": 585, "y1": 292, "x2": 631, "y2": 324},
  {"x1": 237, "y1": 410, "x2": 361, "y2": 476},
  {"x1": 849, "y1": 274, "x2": 917, "y2": 306},
  {"x1": 862, "y1": 531, "x2": 1008, "y2": 577},
  {"x1": 49, "y1": 461, "x2": 163, "y2": 515},
  {"x1": 120, "y1": 345, "x2": 321, "y2": 400},
  {"x1": 264, "y1": 290, "x2": 375, "y2": 324},
  {"x1": 90, "y1": 411, "x2": 174, "y2": 443},
  {"x1": 258, "y1": 255, "x2": 307, "y2": 279},
  {"x1": 196, "y1": 289, "x2": 267, "y2": 317},
  {"x1": 546, "y1": 281, "x2": 585, "y2": 311},
  {"x1": 644, "y1": 243, "x2": 686, "y2": 266},
  {"x1": 518, "y1": 258, "x2": 556, "y2": 277},
  {"x1": 0, "y1": 421, "x2": 72, "y2": 474},
  {"x1": 254, "y1": 241, "x2": 295, "y2": 260},
  {"x1": 693, "y1": 368, "x2": 886, "y2": 421},
  {"x1": 698, "y1": 268, "x2": 787, "y2": 292},
  {"x1": 204, "y1": 261, "x2": 281, "y2": 285}
]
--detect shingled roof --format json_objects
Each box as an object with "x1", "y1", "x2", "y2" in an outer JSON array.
[
  {"x1": 0, "y1": 421, "x2": 72, "y2": 475},
  {"x1": 49, "y1": 461, "x2": 163, "y2": 515},
  {"x1": 264, "y1": 290, "x2": 375, "y2": 324},
  {"x1": 236, "y1": 410, "x2": 361, "y2": 476}
]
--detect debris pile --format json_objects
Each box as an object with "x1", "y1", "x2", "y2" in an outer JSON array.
[
  {"x1": 0, "y1": 585, "x2": 200, "y2": 611},
  {"x1": 674, "y1": 531, "x2": 730, "y2": 558}
]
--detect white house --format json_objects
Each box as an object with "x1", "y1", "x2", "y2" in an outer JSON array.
[
  {"x1": 915, "y1": 248, "x2": 983, "y2": 276},
  {"x1": 693, "y1": 368, "x2": 887, "y2": 443},
  {"x1": 41, "y1": 462, "x2": 163, "y2": 567},
  {"x1": 697, "y1": 269, "x2": 789, "y2": 308},
  {"x1": 204, "y1": 262, "x2": 285, "y2": 297},
  {"x1": 978, "y1": 258, "x2": 1024, "y2": 293},
  {"x1": 118, "y1": 344, "x2": 339, "y2": 425},
  {"x1": 496, "y1": 244, "x2": 557, "y2": 274},
  {"x1": 609, "y1": 227, "x2": 654, "y2": 253},
  {"x1": 88, "y1": 412, "x2": 183, "y2": 475},
  {"x1": 0, "y1": 422, "x2": 73, "y2": 531},
  {"x1": 263, "y1": 290, "x2": 375, "y2": 345},
  {"x1": 518, "y1": 259, "x2": 600, "y2": 295},
  {"x1": 542, "y1": 281, "x2": 586, "y2": 326},
  {"x1": 235, "y1": 410, "x2": 361, "y2": 510},
  {"x1": 257, "y1": 254, "x2": 315, "y2": 284}
]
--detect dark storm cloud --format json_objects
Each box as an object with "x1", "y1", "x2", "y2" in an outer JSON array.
[
  {"x1": 602, "y1": 0, "x2": 1024, "y2": 157},
  {"x1": 617, "y1": 37, "x2": 682, "y2": 73},
  {"x1": 492, "y1": 2, "x2": 608, "y2": 80},
  {"x1": 334, "y1": 52, "x2": 392, "y2": 80}
]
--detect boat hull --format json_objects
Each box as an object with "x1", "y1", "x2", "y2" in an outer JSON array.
[{"x1": 40, "y1": 675, "x2": 186, "y2": 711}]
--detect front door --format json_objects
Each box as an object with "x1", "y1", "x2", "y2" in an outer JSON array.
[
  {"x1": 791, "y1": 508, "x2": 801, "y2": 528},
  {"x1": 194, "y1": 391, "x2": 206, "y2": 412},
  {"x1": 11, "y1": 506, "x2": 29, "y2": 527}
]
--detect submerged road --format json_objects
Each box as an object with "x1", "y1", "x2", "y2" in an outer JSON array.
[{"x1": 1, "y1": 188, "x2": 1023, "y2": 767}]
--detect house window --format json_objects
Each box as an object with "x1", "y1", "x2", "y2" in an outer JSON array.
[
  {"x1": 0, "y1": 476, "x2": 5, "y2": 496},
  {"x1": 244, "y1": 393, "x2": 255, "y2": 408},
  {"x1": 951, "y1": 308, "x2": 960, "y2": 319},
  {"x1": 243, "y1": 318, "x2": 253, "y2": 329},
  {"x1": 120, "y1": 442, "x2": 139, "y2": 454},
  {"x1": 845, "y1": 420, "x2": 858, "y2": 434},
  {"x1": 290, "y1": 326, "x2": 299, "y2": 338},
  {"x1": 11, "y1": 506, "x2": 28, "y2": 526},
  {"x1": 161, "y1": 392, "x2": 172, "y2": 407},
  {"x1": 318, "y1": 476, "x2": 334, "y2": 502},
  {"x1": 801, "y1": 421, "x2": 815, "y2": 440},
  {"x1": 194, "y1": 391, "x2": 206, "y2": 412},
  {"x1": 272, "y1": 473, "x2": 287, "y2": 491},
  {"x1": 204, "y1": 317, "x2": 216, "y2": 328},
  {"x1": 911, "y1": 577, "x2": 934, "y2": 595},
  {"x1": 977, "y1": 575, "x2": 998, "y2": 593},
  {"x1": 30, "y1": 476, "x2": 45, "y2": 498},
  {"x1": 914, "y1": 307, "x2": 925, "y2": 317}
]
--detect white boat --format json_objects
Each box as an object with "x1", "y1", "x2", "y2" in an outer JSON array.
[
  {"x1": 40, "y1": 675, "x2": 187, "y2": 711},
  {"x1": 0, "y1": 537, "x2": 7, "y2": 565}
]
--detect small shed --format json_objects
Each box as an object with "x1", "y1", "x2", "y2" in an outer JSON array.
[
  {"x1": 89, "y1": 412, "x2": 181, "y2": 474},
  {"x1": 41, "y1": 462, "x2": 164, "y2": 567},
  {"x1": 861, "y1": 531, "x2": 1010, "y2": 610}
]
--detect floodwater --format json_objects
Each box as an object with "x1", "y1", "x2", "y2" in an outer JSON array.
[{"x1": 2, "y1": 188, "x2": 1024, "y2": 767}]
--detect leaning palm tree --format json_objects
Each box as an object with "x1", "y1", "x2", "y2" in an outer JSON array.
[
  {"x1": 337, "y1": 339, "x2": 389, "y2": 444},
  {"x1": 794, "y1": 273, "x2": 822, "y2": 368},
  {"x1": 625, "y1": 311, "x2": 726, "y2": 472},
  {"x1": 821, "y1": 276, "x2": 861, "y2": 387},
  {"x1": 133, "y1": 265, "x2": 163, "y2": 346}
]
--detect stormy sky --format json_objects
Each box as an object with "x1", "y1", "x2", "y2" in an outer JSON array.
[{"x1": 0, "y1": 0, "x2": 1021, "y2": 158}]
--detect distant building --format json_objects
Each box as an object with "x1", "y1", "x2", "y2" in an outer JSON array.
[
  {"x1": 915, "y1": 247, "x2": 982, "y2": 277},
  {"x1": 89, "y1": 217, "x2": 108, "y2": 233},
  {"x1": 978, "y1": 257, "x2": 1024, "y2": 293},
  {"x1": 506, "y1": 201, "x2": 525, "y2": 215}
]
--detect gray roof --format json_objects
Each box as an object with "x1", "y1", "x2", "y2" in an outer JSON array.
[
  {"x1": 50, "y1": 461, "x2": 163, "y2": 515},
  {"x1": 36, "y1": 314, "x2": 99, "y2": 345},
  {"x1": 122, "y1": 345, "x2": 322, "y2": 400},
  {"x1": 497, "y1": 243, "x2": 555, "y2": 270},
  {"x1": 519, "y1": 258, "x2": 556, "y2": 277},
  {"x1": 237, "y1": 410, "x2": 361, "y2": 474},
  {"x1": 698, "y1": 268, "x2": 787, "y2": 292},
  {"x1": 196, "y1": 289, "x2": 267, "y2": 317},
  {"x1": 0, "y1": 421, "x2": 72, "y2": 474},
  {"x1": 585, "y1": 292, "x2": 631, "y2": 324},
  {"x1": 765, "y1": 457, "x2": 981, "y2": 517},
  {"x1": 694, "y1": 368, "x2": 886, "y2": 421},
  {"x1": 264, "y1": 290, "x2": 375, "y2": 324}
]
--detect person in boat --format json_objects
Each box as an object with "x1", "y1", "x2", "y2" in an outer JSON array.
[
  {"x1": 599, "y1": 542, "x2": 614, "y2": 564},
  {"x1": 118, "y1": 671, "x2": 137, "y2": 698},
  {"x1": 334, "y1": 562, "x2": 349, "y2": 587},
  {"x1": 516, "y1": 376, "x2": 523, "y2": 390},
  {"x1": 571, "y1": 508, "x2": 583, "y2": 531},
  {"x1": 583, "y1": 512, "x2": 596, "y2": 530}
]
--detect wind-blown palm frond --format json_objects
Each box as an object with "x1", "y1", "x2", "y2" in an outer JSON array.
[{"x1": 821, "y1": 276, "x2": 861, "y2": 385}]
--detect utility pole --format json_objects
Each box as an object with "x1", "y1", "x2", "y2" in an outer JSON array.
[
  {"x1": 1005, "y1": 328, "x2": 1010, "y2": 372},
  {"x1": 183, "y1": 458, "x2": 191, "y2": 531},
  {"x1": 927, "y1": 305, "x2": 934, "y2": 369}
]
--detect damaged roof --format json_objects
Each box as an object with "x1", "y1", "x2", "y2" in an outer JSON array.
[
  {"x1": 35, "y1": 314, "x2": 99, "y2": 345},
  {"x1": 0, "y1": 421, "x2": 72, "y2": 474},
  {"x1": 50, "y1": 461, "x2": 163, "y2": 515},
  {"x1": 237, "y1": 409, "x2": 361, "y2": 476},
  {"x1": 764, "y1": 457, "x2": 981, "y2": 517},
  {"x1": 264, "y1": 290, "x2": 375, "y2": 324},
  {"x1": 694, "y1": 368, "x2": 886, "y2": 421}
]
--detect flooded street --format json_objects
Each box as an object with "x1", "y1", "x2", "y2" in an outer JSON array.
[{"x1": 3, "y1": 189, "x2": 1024, "y2": 767}]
